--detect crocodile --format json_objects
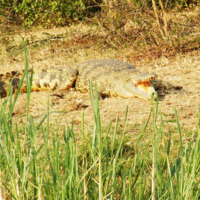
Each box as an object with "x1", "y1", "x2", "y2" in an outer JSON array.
[{"x1": 0, "y1": 59, "x2": 180, "y2": 100}]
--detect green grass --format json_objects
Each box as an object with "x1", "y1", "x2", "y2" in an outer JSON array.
[{"x1": 0, "y1": 41, "x2": 199, "y2": 199}]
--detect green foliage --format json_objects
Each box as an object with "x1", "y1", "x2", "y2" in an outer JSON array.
[
  {"x1": 0, "y1": 41, "x2": 199, "y2": 199},
  {"x1": 0, "y1": 0, "x2": 101, "y2": 28},
  {"x1": 0, "y1": 0, "x2": 198, "y2": 28}
]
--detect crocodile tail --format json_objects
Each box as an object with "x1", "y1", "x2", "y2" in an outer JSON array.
[
  {"x1": 0, "y1": 71, "x2": 28, "y2": 98},
  {"x1": 0, "y1": 69, "x2": 59, "y2": 98}
]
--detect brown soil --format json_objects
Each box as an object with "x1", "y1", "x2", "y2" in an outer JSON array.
[
  {"x1": 2, "y1": 50, "x2": 199, "y2": 134},
  {"x1": 0, "y1": 21, "x2": 199, "y2": 139}
]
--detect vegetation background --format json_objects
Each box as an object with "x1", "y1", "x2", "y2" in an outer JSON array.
[{"x1": 0, "y1": 0, "x2": 199, "y2": 199}]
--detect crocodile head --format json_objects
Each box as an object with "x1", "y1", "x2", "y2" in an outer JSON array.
[{"x1": 124, "y1": 72, "x2": 158, "y2": 100}]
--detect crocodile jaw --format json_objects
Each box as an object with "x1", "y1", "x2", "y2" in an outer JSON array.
[
  {"x1": 124, "y1": 73, "x2": 157, "y2": 100},
  {"x1": 135, "y1": 80, "x2": 157, "y2": 99}
]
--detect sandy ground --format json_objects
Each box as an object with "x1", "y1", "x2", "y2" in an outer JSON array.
[
  {"x1": 1, "y1": 51, "x2": 199, "y2": 137},
  {"x1": 0, "y1": 16, "x2": 199, "y2": 138}
]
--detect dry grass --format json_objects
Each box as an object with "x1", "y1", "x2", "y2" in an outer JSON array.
[{"x1": 0, "y1": 9, "x2": 199, "y2": 146}]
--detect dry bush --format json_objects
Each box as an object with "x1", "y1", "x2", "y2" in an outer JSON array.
[
  {"x1": 94, "y1": 0, "x2": 200, "y2": 56},
  {"x1": 1, "y1": 0, "x2": 200, "y2": 58}
]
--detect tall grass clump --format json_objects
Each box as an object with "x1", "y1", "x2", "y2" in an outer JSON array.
[{"x1": 0, "y1": 41, "x2": 199, "y2": 199}]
